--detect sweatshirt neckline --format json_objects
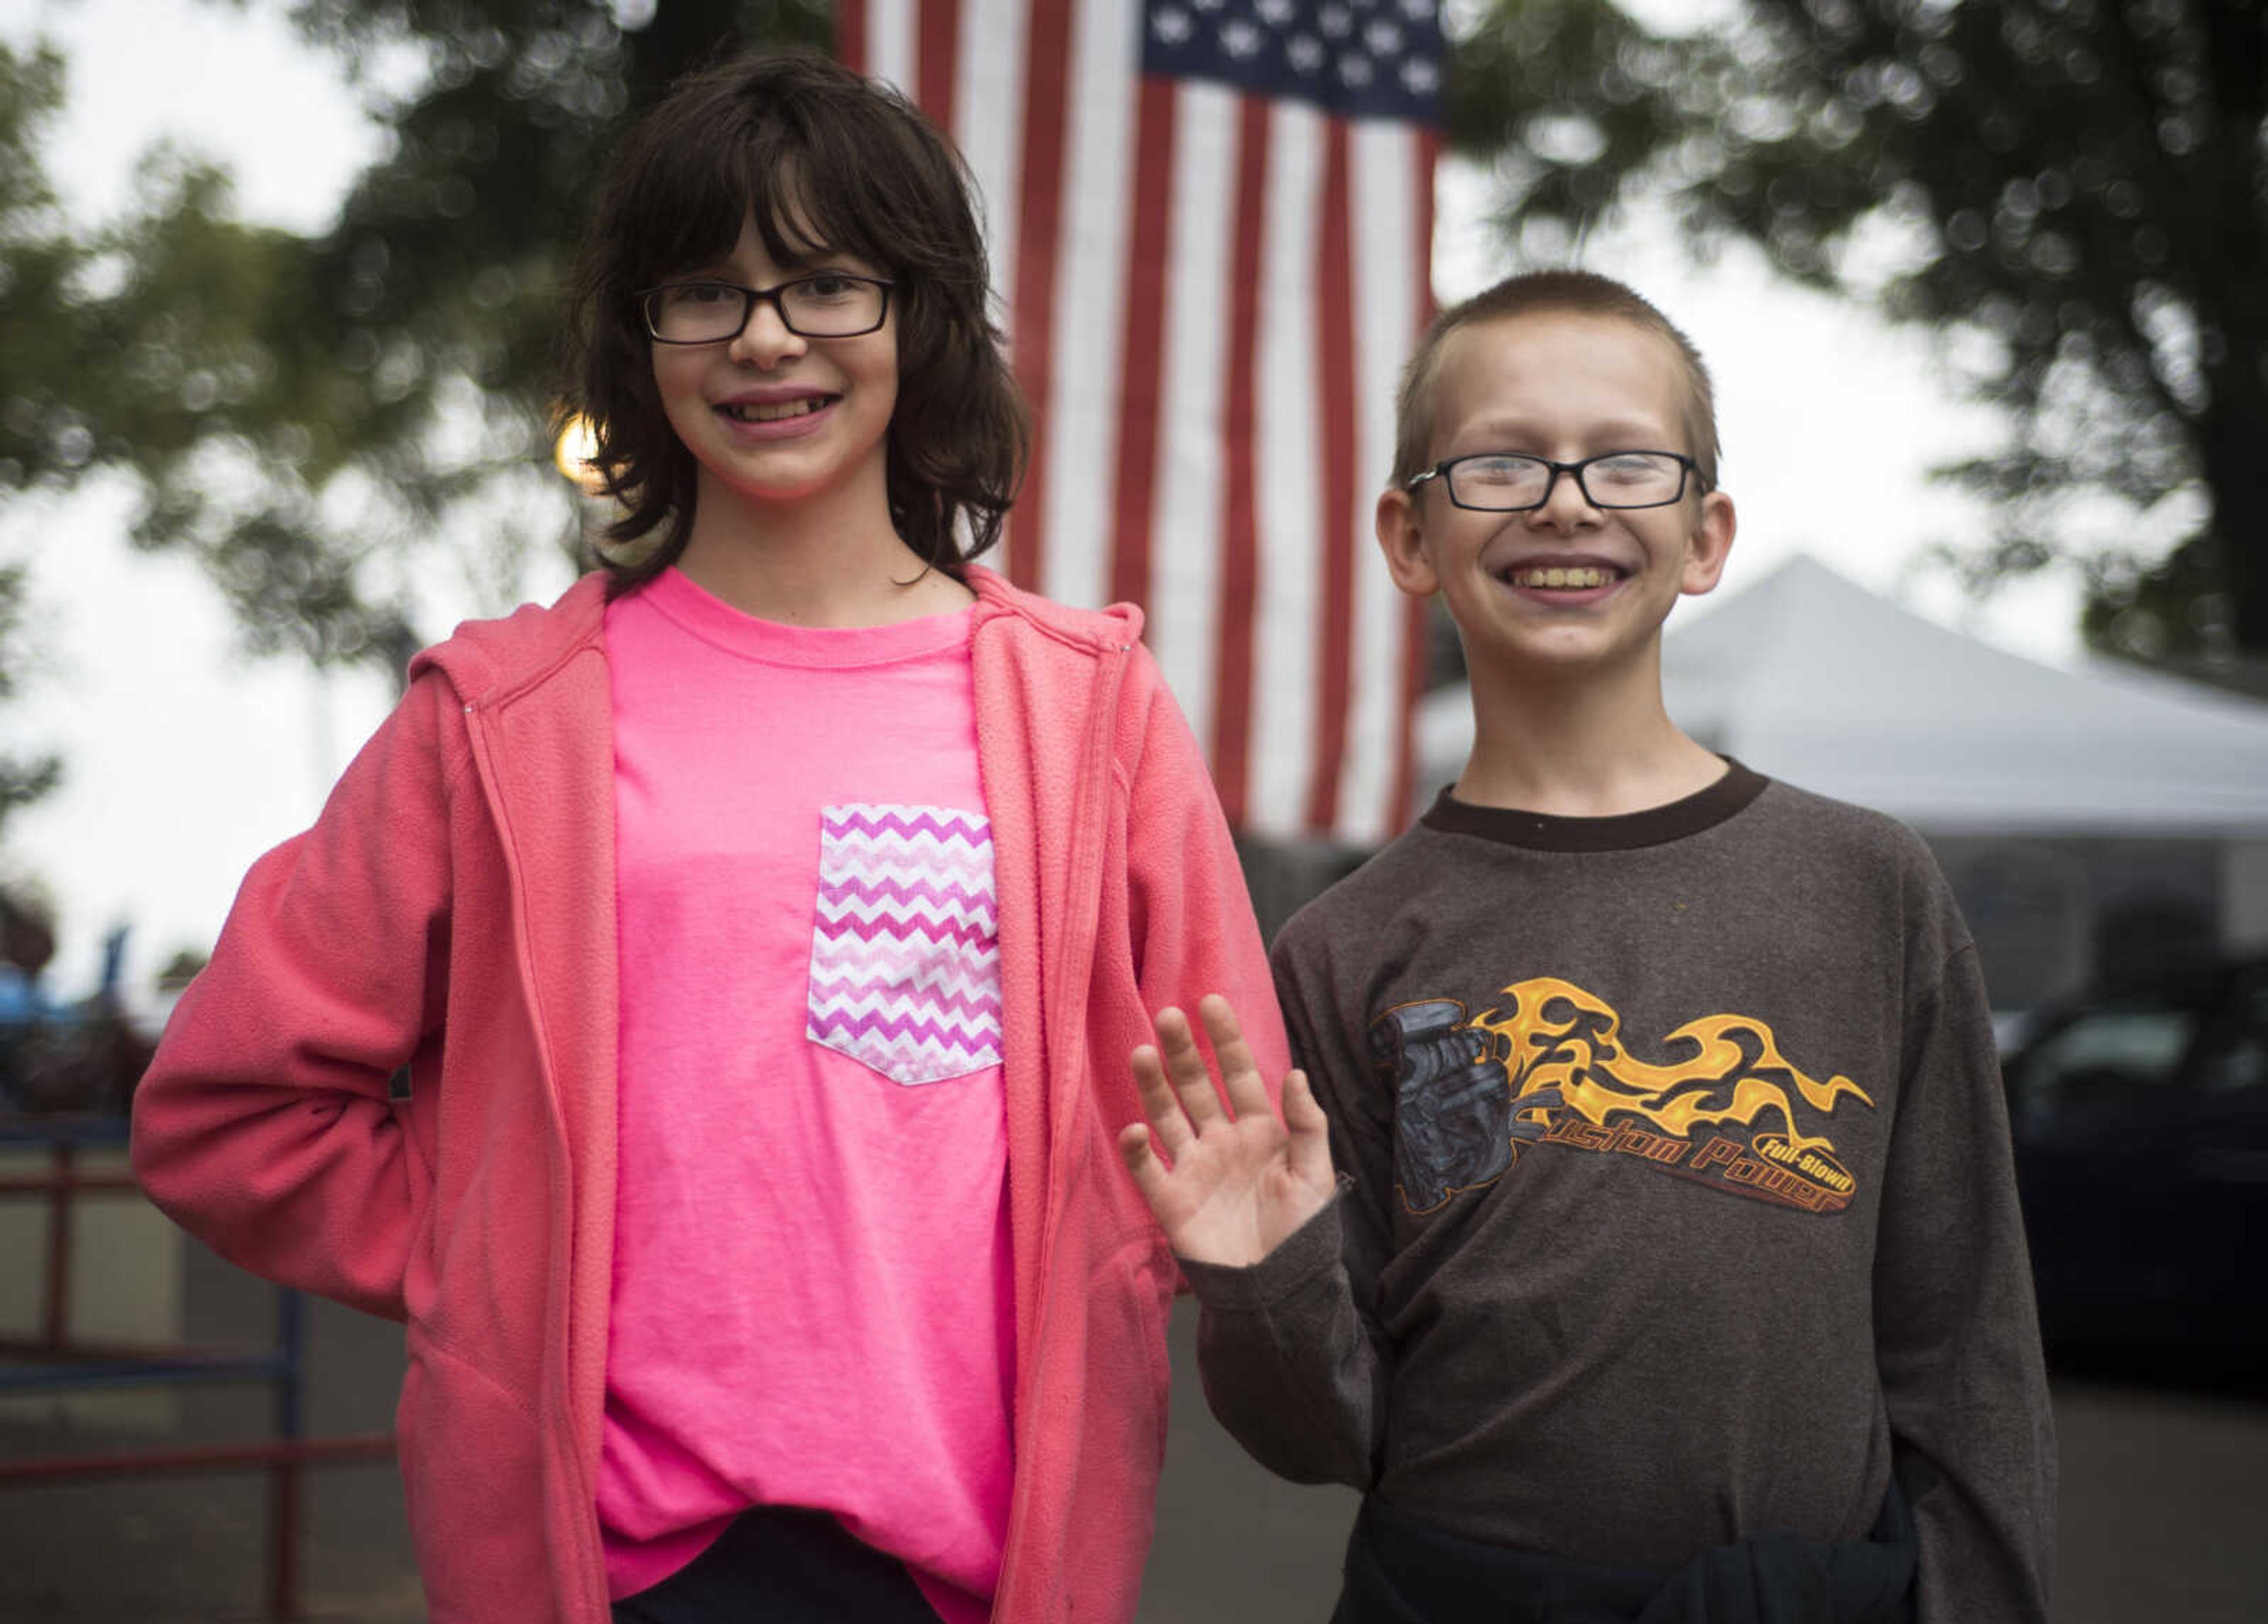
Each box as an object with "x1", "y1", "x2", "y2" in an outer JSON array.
[
  {"x1": 636, "y1": 565, "x2": 975, "y2": 668},
  {"x1": 1421, "y1": 759, "x2": 1769, "y2": 852}
]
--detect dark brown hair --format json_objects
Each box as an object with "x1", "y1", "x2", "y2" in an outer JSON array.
[
  {"x1": 1390, "y1": 270, "x2": 1720, "y2": 495},
  {"x1": 566, "y1": 48, "x2": 1028, "y2": 589}
]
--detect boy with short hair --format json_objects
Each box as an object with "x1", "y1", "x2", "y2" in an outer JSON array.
[{"x1": 1120, "y1": 271, "x2": 2054, "y2": 1622}]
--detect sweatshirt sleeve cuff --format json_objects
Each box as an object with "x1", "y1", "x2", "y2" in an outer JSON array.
[{"x1": 1177, "y1": 1192, "x2": 1345, "y2": 1312}]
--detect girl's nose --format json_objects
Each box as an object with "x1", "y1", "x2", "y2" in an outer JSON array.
[{"x1": 728, "y1": 299, "x2": 807, "y2": 368}]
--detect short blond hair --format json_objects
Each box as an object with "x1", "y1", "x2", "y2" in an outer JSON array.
[{"x1": 1391, "y1": 270, "x2": 1720, "y2": 494}]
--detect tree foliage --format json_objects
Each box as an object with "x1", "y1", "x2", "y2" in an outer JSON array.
[
  {"x1": 1447, "y1": 0, "x2": 2268, "y2": 666},
  {"x1": 1, "y1": 1, "x2": 827, "y2": 682},
  {"x1": 0, "y1": 560, "x2": 61, "y2": 841},
  {"x1": 0, "y1": 45, "x2": 69, "y2": 836}
]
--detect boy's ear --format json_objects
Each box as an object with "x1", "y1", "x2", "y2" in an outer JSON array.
[
  {"x1": 1679, "y1": 489, "x2": 1737, "y2": 598},
  {"x1": 1375, "y1": 487, "x2": 1439, "y2": 598}
]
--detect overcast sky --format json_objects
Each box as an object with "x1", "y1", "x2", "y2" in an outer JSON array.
[{"x1": 0, "y1": 0, "x2": 2087, "y2": 1013}]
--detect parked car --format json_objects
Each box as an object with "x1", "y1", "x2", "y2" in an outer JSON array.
[{"x1": 1999, "y1": 954, "x2": 2268, "y2": 1364}]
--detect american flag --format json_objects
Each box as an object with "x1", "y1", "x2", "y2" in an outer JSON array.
[{"x1": 838, "y1": 0, "x2": 1441, "y2": 846}]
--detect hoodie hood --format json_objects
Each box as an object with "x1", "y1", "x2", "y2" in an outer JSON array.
[
  {"x1": 967, "y1": 564, "x2": 1144, "y2": 651},
  {"x1": 408, "y1": 573, "x2": 611, "y2": 711}
]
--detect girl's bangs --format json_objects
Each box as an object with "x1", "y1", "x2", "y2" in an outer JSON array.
[
  {"x1": 742, "y1": 135, "x2": 890, "y2": 273},
  {"x1": 628, "y1": 132, "x2": 888, "y2": 283},
  {"x1": 624, "y1": 139, "x2": 757, "y2": 285}
]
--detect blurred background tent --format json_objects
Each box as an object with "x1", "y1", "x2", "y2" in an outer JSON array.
[{"x1": 1419, "y1": 554, "x2": 2268, "y2": 1016}]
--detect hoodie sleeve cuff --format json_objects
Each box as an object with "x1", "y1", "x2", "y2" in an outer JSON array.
[{"x1": 1176, "y1": 1190, "x2": 1347, "y2": 1313}]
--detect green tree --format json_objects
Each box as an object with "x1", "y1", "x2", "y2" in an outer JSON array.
[
  {"x1": 3, "y1": 36, "x2": 422, "y2": 671},
  {"x1": 1448, "y1": 0, "x2": 2268, "y2": 668},
  {"x1": 0, "y1": 562, "x2": 61, "y2": 840},
  {"x1": 0, "y1": 45, "x2": 69, "y2": 836},
  {"x1": 3, "y1": 1, "x2": 827, "y2": 684}
]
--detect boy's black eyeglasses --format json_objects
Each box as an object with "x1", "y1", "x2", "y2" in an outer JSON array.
[
  {"x1": 1407, "y1": 451, "x2": 1699, "y2": 512},
  {"x1": 637, "y1": 273, "x2": 895, "y2": 344}
]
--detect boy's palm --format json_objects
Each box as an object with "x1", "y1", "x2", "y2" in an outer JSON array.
[{"x1": 1119, "y1": 995, "x2": 1336, "y2": 1268}]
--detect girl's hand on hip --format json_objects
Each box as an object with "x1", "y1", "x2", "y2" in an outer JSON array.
[{"x1": 1119, "y1": 994, "x2": 1335, "y2": 1268}]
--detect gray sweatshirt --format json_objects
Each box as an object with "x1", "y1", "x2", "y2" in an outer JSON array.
[{"x1": 1184, "y1": 765, "x2": 2054, "y2": 1624}]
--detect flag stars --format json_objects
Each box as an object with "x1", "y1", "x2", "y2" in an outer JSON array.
[
  {"x1": 1139, "y1": 0, "x2": 1441, "y2": 119},
  {"x1": 1220, "y1": 18, "x2": 1265, "y2": 58}
]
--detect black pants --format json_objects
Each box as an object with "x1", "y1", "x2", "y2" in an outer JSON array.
[
  {"x1": 1335, "y1": 1482, "x2": 1916, "y2": 1624},
  {"x1": 611, "y1": 1506, "x2": 939, "y2": 1624}
]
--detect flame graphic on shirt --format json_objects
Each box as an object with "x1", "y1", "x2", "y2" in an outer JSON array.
[{"x1": 1468, "y1": 977, "x2": 1871, "y2": 1156}]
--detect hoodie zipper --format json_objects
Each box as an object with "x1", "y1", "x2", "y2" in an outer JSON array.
[
  {"x1": 458, "y1": 697, "x2": 612, "y2": 1624},
  {"x1": 990, "y1": 633, "x2": 1132, "y2": 1619}
]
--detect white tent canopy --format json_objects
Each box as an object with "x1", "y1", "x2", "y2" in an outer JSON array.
[{"x1": 1418, "y1": 553, "x2": 2268, "y2": 836}]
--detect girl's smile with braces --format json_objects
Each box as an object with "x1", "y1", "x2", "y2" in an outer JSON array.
[{"x1": 717, "y1": 394, "x2": 838, "y2": 423}]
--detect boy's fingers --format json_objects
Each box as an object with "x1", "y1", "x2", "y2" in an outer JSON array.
[
  {"x1": 1118, "y1": 1120, "x2": 1164, "y2": 1182},
  {"x1": 1155, "y1": 1006, "x2": 1228, "y2": 1130},
  {"x1": 1283, "y1": 1070, "x2": 1336, "y2": 1187},
  {"x1": 1117, "y1": 1121, "x2": 1150, "y2": 1168},
  {"x1": 1282, "y1": 1067, "x2": 1325, "y2": 1131},
  {"x1": 1130, "y1": 1042, "x2": 1197, "y2": 1159},
  {"x1": 1119, "y1": 1124, "x2": 1188, "y2": 1222},
  {"x1": 1195, "y1": 994, "x2": 1269, "y2": 1118}
]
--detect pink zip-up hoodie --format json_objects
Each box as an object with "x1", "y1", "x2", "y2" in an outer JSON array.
[{"x1": 131, "y1": 565, "x2": 1290, "y2": 1624}]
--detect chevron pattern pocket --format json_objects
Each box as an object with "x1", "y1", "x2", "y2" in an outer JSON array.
[{"x1": 806, "y1": 804, "x2": 1003, "y2": 1085}]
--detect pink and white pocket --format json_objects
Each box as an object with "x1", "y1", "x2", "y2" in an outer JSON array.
[{"x1": 806, "y1": 803, "x2": 1004, "y2": 1086}]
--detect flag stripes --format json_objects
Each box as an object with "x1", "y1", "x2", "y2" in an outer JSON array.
[
  {"x1": 839, "y1": 1, "x2": 1437, "y2": 846},
  {"x1": 1208, "y1": 92, "x2": 1272, "y2": 826},
  {"x1": 1003, "y1": 0, "x2": 1077, "y2": 593}
]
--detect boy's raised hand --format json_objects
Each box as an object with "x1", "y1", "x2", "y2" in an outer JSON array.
[{"x1": 1119, "y1": 994, "x2": 1335, "y2": 1268}]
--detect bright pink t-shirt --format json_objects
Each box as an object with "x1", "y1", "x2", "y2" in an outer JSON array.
[{"x1": 598, "y1": 568, "x2": 1012, "y2": 1624}]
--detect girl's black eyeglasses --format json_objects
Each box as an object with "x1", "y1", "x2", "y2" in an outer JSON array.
[{"x1": 638, "y1": 273, "x2": 895, "y2": 344}]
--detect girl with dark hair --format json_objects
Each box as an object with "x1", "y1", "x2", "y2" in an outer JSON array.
[{"x1": 132, "y1": 48, "x2": 1288, "y2": 1624}]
